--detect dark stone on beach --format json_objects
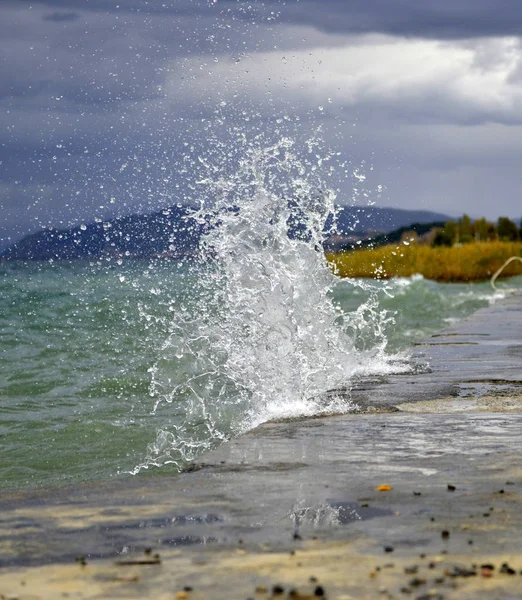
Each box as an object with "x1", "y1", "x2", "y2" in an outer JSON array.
[
  {"x1": 309, "y1": 576, "x2": 318, "y2": 583},
  {"x1": 293, "y1": 532, "x2": 302, "y2": 540},
  {"x1": 384, "y1": 546, "x2": 394, "y2": 553},
  {"x1": 413, "y1": 492, "x2": 422, "y2": 496},
  {"x1": 447, "y1": 484, "x2": 456, "y2": 492},
  {"x1": 446, "y1": 566, "x2": 476, "y2": 578},
  {"x1": 404, "y1": 566, "x2": 418, "y2": 574},
  {"x1": 409, "y1": 577, "x2": 426, "y2": 587},
  {"x1": 314, "y1": 585, "x2": 325, "y2": 596},
  {"x1": 272, "y1": 584, "x2": 285, "y2": 595},
  {"x1": 500, "y1": 562, "x2": 516, "y2": 575},
  {"x1": 183, "y1": 586, "x2": 193, "y2": 592},
  {"x1": 441, "y1": 530, "x2": 450, "y2": 540}
]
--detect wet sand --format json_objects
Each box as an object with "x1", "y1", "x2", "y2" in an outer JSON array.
[{"x1": 2, "y1": 294, "x2": 522, "y2": 599}]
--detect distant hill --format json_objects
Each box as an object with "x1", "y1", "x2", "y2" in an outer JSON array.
[
  {"x1": 0, "y1": 205, "x2": 204, "y2": 262},
  {"x1": 1, "y1": 205, "x2": 453, "y2": 261},
  {"x1": 334, "y1": 206, "x2": 452, "y2": 235}
]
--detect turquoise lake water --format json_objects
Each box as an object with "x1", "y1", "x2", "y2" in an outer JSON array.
[{"x1": 2, "y1": 258, "x2": 517, "y2": 491}]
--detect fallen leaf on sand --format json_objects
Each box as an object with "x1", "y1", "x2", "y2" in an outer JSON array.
[{"x1": 376, "y1": 484, "x2": 393, "y2": 492}]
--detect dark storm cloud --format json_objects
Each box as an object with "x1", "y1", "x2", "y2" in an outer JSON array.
[
  {"x1": 0, "y1": 7, "x2": 165, "y2": 107},
  {"x1": 2, "y1": 0, "x2": 522, "y2": 247},
  {"x1": 43, "y1": 11, "x2": 80, "y2": 22},
  {"x1": 16, "y1": 0, "x2": 522, "y2": 39},
  {"x1": 277, "y1": 0, "x2": 522, "y2": 40}
]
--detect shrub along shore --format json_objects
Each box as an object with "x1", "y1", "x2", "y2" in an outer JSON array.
[{"x1": 326, "y1": 241, "x2": 522, "y2": 282}]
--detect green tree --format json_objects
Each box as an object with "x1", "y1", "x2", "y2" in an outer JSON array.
[
  {"x1": 487, "y1": 221, "x2": 498, "y2": 240},
  {"x1": 458, "y1": 214, "x2": 473, "y2": 243},
  {"x1": 497, "y1": 217, "x2": 519, "y2": 241},
  {"x1": 433, "y1": 220, "x2": 456, "y2": 246},
  {"x1": 473, "y1": 217, "x2": 493, "y2": 241},
  {"x1": 432, "y1": 228, "x2": 452, "y2": 246},
  {"x1": 446, "y1": 220, "x2": 458, "y2": 244}
]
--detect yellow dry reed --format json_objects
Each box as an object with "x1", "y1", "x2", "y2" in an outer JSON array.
[{"x1": 326, "y1": 241, "x2": 522, "y2": 282}]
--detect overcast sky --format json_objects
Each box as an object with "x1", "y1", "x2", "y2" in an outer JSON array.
[{"x1": 2, "y1": 0, "x2": 522, "y2": 246}]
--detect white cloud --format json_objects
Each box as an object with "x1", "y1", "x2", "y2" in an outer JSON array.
[{"x1": 165, "y1": 33, "x2": 522, "y2": 125}]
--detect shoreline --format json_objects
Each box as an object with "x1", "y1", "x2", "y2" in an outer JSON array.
[{"x1": 2, "y1": 294, "x2": 522, "y2": 598}]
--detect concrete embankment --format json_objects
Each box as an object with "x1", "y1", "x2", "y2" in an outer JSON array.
[{"x1": 2, "y1": 294, "x2": 522, "y2": 599}]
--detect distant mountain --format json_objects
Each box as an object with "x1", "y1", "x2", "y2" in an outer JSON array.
[
  {"x1": 0, "y1": 205, "x2": 204, "y2": 262},
  {"x1": 334, "y1": 206, "x2": 452, "y2": 235},
  {"x1": 1, "y1": 204, "x2": 453, "y2": 262}
]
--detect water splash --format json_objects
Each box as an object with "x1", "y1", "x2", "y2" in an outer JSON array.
[{"x1": 136, "y1": 132, "x2": 398, "y2": 472}]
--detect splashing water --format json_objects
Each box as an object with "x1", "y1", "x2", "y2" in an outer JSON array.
[{"x1": 137, "y1": 133, "x2": 400, "y2": 472}]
